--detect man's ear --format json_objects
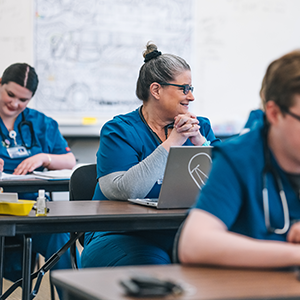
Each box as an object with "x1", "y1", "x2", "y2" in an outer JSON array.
[
  {"x1": 149, "y1": 82, "x2": 161, "y2": 100},
  {"x1": 0, "y1": 78, "x2": 2, "y2": 84},
  {"x1": 265, "y1": 100, "x2": 282, "y2": 125}
]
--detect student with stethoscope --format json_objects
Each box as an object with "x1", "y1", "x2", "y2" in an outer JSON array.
[
  {"x1": 179, "y1": 50, "x2": 300, "y2": 268},
  {"x1": 0, "y1": 63, "x2": 76, "y2": 174},
  {"x1": 0, "y1": 63, "x2": 78, "y2": 299}
]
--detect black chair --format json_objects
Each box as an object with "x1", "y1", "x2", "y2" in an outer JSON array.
[
  {"x1": 69, "y1": 163, "x2": 98, "y2": 269},
  {"x1": 4, "y1": 236, "x2": 38, "y2": 271},
  {"x1": 69, "y1": 164, "x2": 97, "y2": 202},
  {"x1": 171, "y1": 220, "x2": 186, "y2": 264}
]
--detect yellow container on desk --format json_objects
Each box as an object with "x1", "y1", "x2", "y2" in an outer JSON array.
[{"x1": 0, "y1": 200, "x2": 36, "y2": 216}]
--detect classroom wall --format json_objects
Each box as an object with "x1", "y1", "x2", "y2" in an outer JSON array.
[
  {"x1": 0, "y1": 0, "x2": 33, "y2": 71},
  {"x1": 2, "y1": 0, "x2": 300, "y2": 138},
  {"x1": 193, "y1": 0, "x2": 300, "y2": 134}
]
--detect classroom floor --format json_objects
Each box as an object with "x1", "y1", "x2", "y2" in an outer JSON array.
[
  {"x1": 3, "y1": 266, "x2": 59, "y2": 300},
  {"x1": 3, "y1": 242, "x2": 83, "y2": 300}
]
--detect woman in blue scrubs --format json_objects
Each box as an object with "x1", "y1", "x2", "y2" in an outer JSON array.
[
  {"x1": 0, "y1": 63, "x2": 77, "y2": 298},
  {"x1": 0, "y1": 63, "x2": 75, "y2": 174},
  {"x1": 81, "y1": 42, "x2": 220, "y2": 268}
]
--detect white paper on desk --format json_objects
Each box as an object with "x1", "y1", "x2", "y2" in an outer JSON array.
[
  {"x1": 33, "y1": 169, "x2": 73, "y2": 180},
  {"x1": 0, "y1": 192, "x2": 18, "y2": 202},
  {"x1": 0, "y1": 172, "x2": 37, "y2": 180}
]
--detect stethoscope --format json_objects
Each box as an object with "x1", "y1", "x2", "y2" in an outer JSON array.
[
  {"x1": 0, "y1": 111, "x2": 37, "y2": 149},
  {"x1": 262, "y1": 120, "x2": 290, "y2": 234}
]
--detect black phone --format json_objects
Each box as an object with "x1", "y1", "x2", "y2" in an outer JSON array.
[{"x1": 120, "y1": 274, "x2": 183, "y2": 297}]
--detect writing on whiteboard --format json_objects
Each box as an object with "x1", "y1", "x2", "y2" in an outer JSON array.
[{"x1": 35, "y1": 0, "x2": 193, "y2": 121}]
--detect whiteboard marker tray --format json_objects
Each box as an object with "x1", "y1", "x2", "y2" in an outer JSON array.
[{"x1": 0, "y1": 200, "x2": 36, "y2": 216}]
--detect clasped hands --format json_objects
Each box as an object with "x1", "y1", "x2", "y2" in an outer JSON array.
[{"x1": 168, "y1": 112, "x2": 206, "y2": 146}]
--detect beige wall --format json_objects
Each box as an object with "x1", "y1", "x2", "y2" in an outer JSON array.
[{"x1": 0, "y1": 0, "x2": 33, "y2": 73}]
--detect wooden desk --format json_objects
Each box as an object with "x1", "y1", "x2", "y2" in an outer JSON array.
[
  {"x1": 0, "y1": 200, "x2": 187, "y2": 235},
  {"x1": 0, "y1": 201, "x2": 187, "y2": 300},
  {"x1": 0, "y1": 178, "x2": 69, "y2": 193},
  {"x1": 51, "y1": 265, "x2": 300, "y2": 300}
]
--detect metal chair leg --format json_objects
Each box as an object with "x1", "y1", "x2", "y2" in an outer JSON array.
[
  {"x1": 1, "y1": 232, "x2": 83, "y2": 300},
  {"x1": 0, "y1": 236, "x2": 4, "y2": 295},
  {"x1": 22, "y1": 235, "x2": 32, "y2": 300},
  {"x1": 49, "y1": 276, "x2": 56, "y2": 300}
]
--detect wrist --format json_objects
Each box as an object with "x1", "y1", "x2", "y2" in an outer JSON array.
[
  {"x1": 202, "y1": 137, "x2": 211, "y2": 146},
  {"x1": 44, "y1": 154, "x2": 52, "y2": 168}
]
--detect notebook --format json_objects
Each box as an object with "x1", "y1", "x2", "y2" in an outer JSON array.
[{"x1": 128, "y1": 146, "x2": 212, "y2": 209}]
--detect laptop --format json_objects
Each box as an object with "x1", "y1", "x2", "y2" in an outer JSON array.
[{"x1": 128, "y1": 146, "x2": 212, "y2": 209}]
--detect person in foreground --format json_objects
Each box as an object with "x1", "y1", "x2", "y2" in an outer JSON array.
[
  {"x1": 81, "y1": 42, "x2": 220, "y2": 268},
  {"x1": 178, "y1": 50, "x2": 300, "y2": 268},
  {"x1": 0, "y1": 63, "x2": 77, "y2": 298}
]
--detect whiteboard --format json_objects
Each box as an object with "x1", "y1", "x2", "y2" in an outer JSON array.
[
  {"x1": 34, "y1": 0, "x2": 194, "y2": 128},
  {"x1": 2, "y1": 0, "x2": 300, "y2": 135}
]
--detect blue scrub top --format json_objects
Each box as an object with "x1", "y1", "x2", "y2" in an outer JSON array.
[
  {"x1": 195, "y1": 117, "x2": 300, "y2": 242},
  {"x1": 0, "y1": 107, "x2": 71, "y2": 173},
  {"x1": 244, "y1": 109, "x2": 264, "y2": 129},
  {"x1": 93, "y1": 107, "x2": 220, "y2": 200}
]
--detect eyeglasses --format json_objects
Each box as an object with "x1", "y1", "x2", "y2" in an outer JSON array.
[
  {"x1": 280, "y1": 106, "x2": 300, "y2": 122},
  {"x1": 158, "y1": 82, "x2": 194, "y2": 95}
]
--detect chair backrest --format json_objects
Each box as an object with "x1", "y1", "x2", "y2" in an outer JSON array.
[
  {"x1": 69, "y1": 164, "x2": 98, "y2": 258},
  {"x1": 171, "y1": 220, "x2": 186, "y2": 264},
  {"x1": 69, "y1": 164, "x2": 97, "y2": 201}
]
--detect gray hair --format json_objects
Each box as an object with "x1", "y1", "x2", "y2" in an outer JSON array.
[{"x1": 136, "y1": 42, "x2": 190, "y2": 101}]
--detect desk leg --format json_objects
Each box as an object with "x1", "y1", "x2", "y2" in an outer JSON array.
[
  {"x1": 21, "y1": 235, "x2": 32, "y2": 300},
  {"x1": 0, "y1": 236, "x2": 4, "y2": 295}
]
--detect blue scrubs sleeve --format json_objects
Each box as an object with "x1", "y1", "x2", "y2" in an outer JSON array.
[
  {"x1": 197, "y1": 117, "x2": 220, "y2": 145},
  {"x1": 42, "y1": 118, "x2": 69, "y2": 154},
  {"x1": 195, "y1": 149, "x2": 243, "y2": 229},
  {"x1": 97, "y1": 119, "x2": 146, "y2": 178}
]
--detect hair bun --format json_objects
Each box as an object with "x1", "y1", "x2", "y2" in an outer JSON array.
[{"x1": 144, "y1": 50, "x2": 162, "y2": 63}]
